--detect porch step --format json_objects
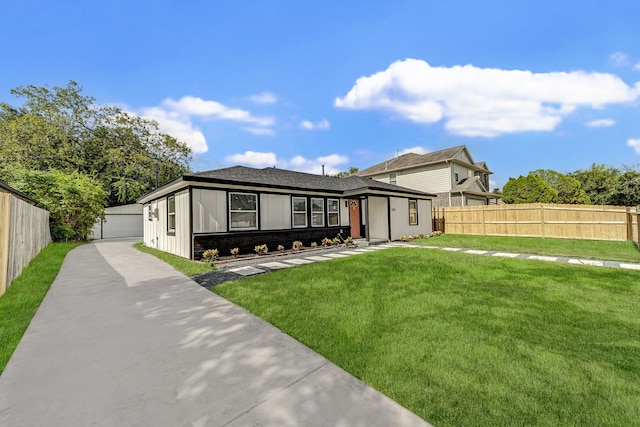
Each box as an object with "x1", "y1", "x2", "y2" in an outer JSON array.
[{"x1": 352, "y1": 238, "x2": 389, "y2": 248}]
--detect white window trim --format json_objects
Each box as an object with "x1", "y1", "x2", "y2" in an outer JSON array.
[
  {"x1": 327, "y1": 198, "x2": 340, "y2": 226},
  {"x1": 229, "y1": 192, "x2": 258, "y2": 230},
  {"x1": 409, "y1": 199, "x2": 418, "y2": 226},
  {"x1": 167, "y1": 195, "x2": 176, "y2": 232},
  {"x1": 292, "y1": 196, "x2": 307, "y2": 228},
  {"x1": 311, "y1": 198, "x2": 325, "y2": 227}
]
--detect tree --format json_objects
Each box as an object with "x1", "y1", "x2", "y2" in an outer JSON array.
[
  {"x1": 331, "y1": 167, "x2": 359, "y2": 178},
  {"x1": 530, "y1": 169, "x2": 590, "y2": 204},
  {"x1": 9, "y1": 169, "x2": 107, "y2": 241},
  {"x1": 502, "y1": 175, "x2": 558, "y2": 204},
  {"x1": 0, "y1": 81, "x2": 192, "y2": 205},
  {"x1": 607, "y1": 170, "x2": 640, "y2": 206},
  {"x1": 569, "y1": 164, "x2": 620, "y2": 205}
]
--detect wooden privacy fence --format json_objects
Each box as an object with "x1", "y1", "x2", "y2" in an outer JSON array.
[
  {"x1": 434, "y1": 203, "x2": 640, "y2": 243},
  {"x1": 0, "y1": 191, "x2": 52, "y2": 297}
]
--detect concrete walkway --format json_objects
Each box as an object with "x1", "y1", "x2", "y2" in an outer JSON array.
[{"x1": 0, "y1": 239, "x2": 431, "y2": 427}]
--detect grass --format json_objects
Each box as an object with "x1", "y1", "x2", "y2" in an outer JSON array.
[
  {"x1": 214, "y1": 248, "x2": 640, "y2": 426},
  {"x1": 0, "y1": 241, "x2": 82, "y2": 375},
  {"x1": 419, "y1": 233, "x2": 640, "y2": 263},
  {"x1": 133, "y1": 242, "x2": 213, "y2": 276}
]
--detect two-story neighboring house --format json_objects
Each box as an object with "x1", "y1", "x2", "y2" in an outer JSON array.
[{"x1": 358, "y1": 145, "x2": 500, "y2": 207}]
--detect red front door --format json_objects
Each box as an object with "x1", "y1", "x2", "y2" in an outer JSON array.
[{"x1": 349, "y1": 199, "x2": 361, "y2": 238}]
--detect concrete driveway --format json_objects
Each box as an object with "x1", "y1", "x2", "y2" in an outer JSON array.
[{"x1": 0, "y1": 239, "x2": 431, "y2": 427}]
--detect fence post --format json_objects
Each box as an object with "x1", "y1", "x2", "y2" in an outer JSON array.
[{"x1": 0, "y1": 193, "x2": 11, "y2": 297}]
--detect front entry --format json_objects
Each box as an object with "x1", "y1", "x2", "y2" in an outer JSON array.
[{"x1": 349, "y1": 199, "x2": 361, "y2": 238}]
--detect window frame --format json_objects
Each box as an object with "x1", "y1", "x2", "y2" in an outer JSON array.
[
  {"x1": 327, "y1": 198, "x2": 340, "y2": 226},
  {"x1": 292, "y1": 196, "x2": 308, "y2": 228},
  {"x1": 408, "y1": 199, "x2": 418, "y2": 225},
  {"x1": 311, "y1": 197, "x2": 325, "y2": 227},
  {"x1": 167, "y1": 195, "x2": 176, "y2": 233},
  {"x1": 229, "y1": 192, "x2": 258, "y2": 231},
  {"x1": 389, "y1": 172, "x2": 397, "y2": 185}
]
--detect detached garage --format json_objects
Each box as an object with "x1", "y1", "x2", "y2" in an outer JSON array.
[{"x1": 91, "y1": 204, "x2": 143, "y2": 240}]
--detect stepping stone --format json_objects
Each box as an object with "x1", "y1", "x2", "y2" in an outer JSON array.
[
  {"x1": 258, "y1": 262, "x2": 292, "y2": 270},
  {"x1": 323, "y1": 253, "x2": 349, "y2": 258},
  {"x1": 352, "y1": 249, "x2": 370, "y2": 253},
  {"x1": 305, "y1": 255, "x2": 332, "y2": 262},
  {"x1": 338, "y1": 251, "x2": 356, "y2": 256},
  {"x1": 492, "y1": 252, "x2": 520, "y2": 258},
  {"x1": 528, "y1": 255, "x2": 558, "y2": 262},
  {"x1": 620, "y1": 263, "x2": 640, "y2": 271},
  {"x1": 228, "y1": 266, "x2": 265, "y2": 276},
  {"x1": 284, "y1": 258, "x2": 313, "y2": 265},
  {"x1": 440, "y1": 247, "x2": 462, "y2": 251},
  {"x1": 568, "y1": 259, "x2": 603, "y2": 267},
  {"x1": 465, "y1": 249, "x2": 488, "y2": 255}
]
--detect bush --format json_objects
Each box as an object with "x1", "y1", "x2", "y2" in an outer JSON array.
[
  {"x1": 230, "y1": 247, "x2": 240, "y2": 257},
  {"x1": 254, "y1": 244, "x2": 269, "y2": 255},
  {"x1": 292, "y1": 241, "x2": 303, "y2": 251},
  {"x1": 202, "y1": 248, "x2": 219, "y2": 266}
]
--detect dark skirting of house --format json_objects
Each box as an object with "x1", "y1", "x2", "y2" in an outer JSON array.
[{"x1": 193, "y1": 226, "x2": 348, "y2": 259}]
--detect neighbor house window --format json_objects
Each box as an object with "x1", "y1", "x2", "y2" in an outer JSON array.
[
  {"x1": 389, "y1": 172, "x2": 397, "y2": 185},
  {"x1": 229, "y1": 193, "x2": 257, "y2": 230},
  {"x1": 409, "y1": 199, "x2": 418, "y2": 225},
  {"x1": 167, "y1": 196, "x2": 176, "y2": 231},
  {"x1": 311, "y1": 198, "x2": 325, "y2": 227},
  {"x1": 292, "y1": 197, "x2": 307, "y2": 228},
  {"x1": 327, "y1": 199, "x2": 339, "y2": 226}
]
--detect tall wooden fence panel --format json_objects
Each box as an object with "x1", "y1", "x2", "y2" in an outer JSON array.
[
  {"x1": 441, "y1": 203, "x2": 638, "y2": 242},
  {"x1": 0, "y1": 194, "x2": 52, "y2": 297}
]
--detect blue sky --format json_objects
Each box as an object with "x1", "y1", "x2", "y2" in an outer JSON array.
[{"x1": 1, "y1": 0, "x2": 639, "y2": 190}]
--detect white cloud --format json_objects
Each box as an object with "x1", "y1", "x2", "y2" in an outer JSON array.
[
  {"x1": 162, "y1": 96, "x2": 274, "y2": 126},
  {"x1": 141, "y1": 106, "x2": 208, "y2": 153},
  {"x1": 585, "y1": 118, "x2": 615, "y2": 128},
  {"x1": 300, "y1": 119, "x2": 330, "y2": 130},
  {"x1": 399, "y1": 146, "x2": 431, "y2": 155},
  {"x1": 335, "y1": 59, "x2": 640, "y2": 137},
  {"x1": 244, "y1": 127, "x2": 275, "y2": 136},
  {"x1": 136, "y1": 96, "x2": 276, "y2": 154},
  {"x1": 610, "y1": 51, "x2": 629, "y2": 66},
  {"x1": 225, "y1": 151, "x2": 348, "y2": 175},
  {"x1": 249, "y1": 92, "x2": 278, "y2": 104},
  {"x1": 226, "y1": 151, "x2": 277, "y2": 167},
  {"x1": 628, "y1": 138, "x2": 640, "y2": 155}
]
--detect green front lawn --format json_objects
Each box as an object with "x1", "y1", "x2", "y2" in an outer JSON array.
[
  {"x1": 0, "y1": 242, "x2": 82, "y2": 375},
  {"x1": 419, "y1": 233, "x2": 640, "y2": 263},
  {"x1": 214, "y1": 248, "x2": 640, "y2": 426}
]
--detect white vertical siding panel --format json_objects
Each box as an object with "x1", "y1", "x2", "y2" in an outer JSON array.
[
  {"x1": 390, "y1": 197, "x2": 433, "y2": 240},
  {"x1": 261, "y1": 194, "x2": 291, "y2": 230},
  {"x1": 175, "y1": 190, "x2": 190, "y2": 258},
  {"x1": 192, "y1": 189, "x2": 227, "y2": 233},
  {"x1": 340, "y1": 198, "x2": 350, "y2": 227},
  {"x1": 368, "y1": 196, "x2": 388, "y2": 240}
]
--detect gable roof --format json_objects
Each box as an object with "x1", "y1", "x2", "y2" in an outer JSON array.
[
  {"x1": 452, "y1": 176, "x2": 501, "y2": 199},
  {"x1": 358, "y1": 145, "x2": 492, "y2": 176},
  {"x1": 138, "y1": 166, "x2": 435, "y2": 204}
]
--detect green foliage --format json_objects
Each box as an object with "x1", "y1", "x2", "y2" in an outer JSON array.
[
  {"x1": 292, "y1": 241, "x2": 303, "y2": 251},
  {"x1": 331, "y1": 166, "x2": 359, "y2": 178},
  {"x1": 9, "y1": 169, "x2": 106, "y2": 241},
  {"x1": 502, "y1": 174, "x2": 558, "y2": 204},
  {"x1": 569, "y1": 163, "x2": 622, "y2": 205},
  {"x1": 202, "y1": 249, "x2": 219, "y2": 266},
  {"x1": 531, "y1": 169, "x2": 590, "y2": 204},
  {"x1": 254, "y1": 244, "x2": 269, "y2": 255},
  {"x1": 0, "y1": 81, "x2": 192, "y2": 205}
]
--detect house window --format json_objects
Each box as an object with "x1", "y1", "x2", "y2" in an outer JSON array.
[
  {"x1": 327, "y1": 199, "x2": 339, "y2": 226},
  {"x1": 229, "y1": 193, "x2": 257, "y2": 230},
  {"x1": 409, "y1": 199, "x2": 418, "y2": 225},
  {"x1": 292, "y1": 197, "x2": 307, "y2": 228},
  {"x1": 167, "y1": 196, "x2": 176, "y2": 231},
  {"x1": 454, "y1": 172, "x2": 459, "y2": 183},
  {"x1": 389, "y1": 172, "x2": 397, "y2": 185},
  {"x1": 311, "y1": 198, "x2": 325, "y2": 227}
]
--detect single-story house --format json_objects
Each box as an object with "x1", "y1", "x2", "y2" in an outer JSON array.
[{"x1": 137, "y1": 166, "x2": 435, "y2": 259}]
